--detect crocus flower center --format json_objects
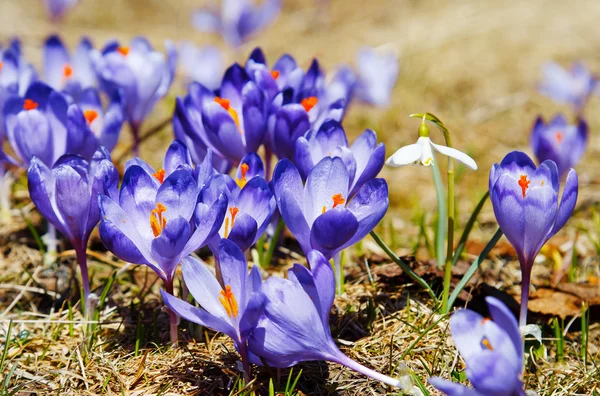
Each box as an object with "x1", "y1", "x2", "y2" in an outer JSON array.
[
  {"x1": 270, "y1": 70, "x2": 280, "y2": 79},
  {"x1": 214, "y1": 97, "x2": 241, "y2": 132},
  {"x1": 23, "y1": 99, "x2": 38, "y2": 111},
  {"x1": 224, "y1": 207, "x2": 239, "y2": 238},
  {"x1": 235, "y1": 163, "x2": 249, "y2": 189},
  {"x1": 219, "y1": 285, "x2": 238, "y2": 318},
  {"x1": 554, "y1": 131, "x2": 564, "y2": 144},
  {"x1": 83, "y1": 110, "x2": 98, "y2": 125},
  {"x1": 63, "y1": 64, "x2": 73, "y2": 79},
  {"x1": 321, "y1": 193, "x2": 346, "y2": 214},
  {"x1": 150, "y1": 203, "x2": 167, "y2": 237},
  {"x1": 301, "y1": 96, "x2": 318, "y2": 112},
  {"x1": 0, "y1": 62, "x2": 3, "y2": 72},
  {"x1": 518, "y1": 175, "x2": 530, "y2": 198},
  {"x1": 117, "y1": 46, "x2": 129, "y2": 56},
  {"x1": 152, "y1": 168, "x2": 166, "y2": 184}
]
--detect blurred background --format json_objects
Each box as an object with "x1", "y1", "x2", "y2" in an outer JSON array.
[{"x1": 1, "y1": 0, "x2": 599, "y2": 220}]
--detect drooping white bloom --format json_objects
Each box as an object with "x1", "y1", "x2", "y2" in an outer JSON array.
[{"x1": 386, "y1": 136, "x2": 477, "y2": 170}]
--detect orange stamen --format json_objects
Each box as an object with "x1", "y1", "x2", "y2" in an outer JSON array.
[
  {"x1": 0, "y1": 62, "x2": 4, "y2": 72},
  {"x1": 300, "y1": 96, "x2": 318, "y2": 112},
  {"x1": 481, "y1": 317, "x2": 491, "y2": 324},
  {"x1": 63, "y1": 64, "x2": 73, "y2": 78},
  {"x1": 214, "y1": 96, "x2": 241, "y2": 132},
  {"x1": 331, "y1": 193, "x2": 345, "y2": 208},
  {"x1": 149, "y1": 203, "x2": 167, "y2": 237},
  {"x1": 481, "y1": 337, "x2": 494, "y2": 351},
  {"x1": 23, "y1": 99, "x2": 38, "y2": 111},
  {"x1": 117, "y1": 46, "x2": 129, "y2": 56},
  {"x1": 83, "y1": 110, "x2": 98, "y2": 124},
  {"x1": 518, "y1": 175, "x2": 530, "y2": 198},
  {"x1": 270, "y1": 70, "x2": 280, "y2": 79},
  {"x1": 152, "y1": 168, "x2": 166, "y2": 184},
  {"x1": 555, "y1": 131, "x2": 564, "y2": 144},
  {"x1": 224, "y1": 207, "x2": 240, "y2": 238},
  {"x1": 236, "y1": 163, "x2": 249, "y2": 189},
  {"x1": 219, "y1": 285, "x2": 239, "y2": 318}
]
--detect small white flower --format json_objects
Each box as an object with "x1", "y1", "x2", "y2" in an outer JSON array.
[{"x1": 386, "y1": 136, "x2": 478, "y2": 170}]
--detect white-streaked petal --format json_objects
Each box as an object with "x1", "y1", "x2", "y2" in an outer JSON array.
[
  {"x1": 385, "y1": 140, "x2": 423, "y2": 167},
  {"x1": 430, "y1": 140, "x2": 478, "y2": 170}
]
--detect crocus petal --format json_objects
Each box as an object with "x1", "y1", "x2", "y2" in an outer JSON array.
[
  {"x1": 182, "y1": 193, "x2": 228, "y2": 256},
  {"x1": 466, "y1": 351, "x2": 522, "y2": 395},
  {"x1": 385, "y1": 142, "x2": 422, "y2": 167},
  {"x1": 119, "y1": 165, "x2": 159, "y2": 241},
  {"x1": 350, "y1": 129, "x2": 385, "y2": 196},
  {"x1": 227, "y1": 213, "x2": 258, "y2": 252},
  {"x1": 98, "y1": 218, "x2": 147, "y2": 264},
  {"x1": 163, "y1": 139, "x2": 193, "y2": 175},
  {"x1": 161, "y1": 289, "x2": 236, "y2": 339},
  {"x1": 486, "y1": 296, "x2": 523, "y2": 363},
  {"x1": 522, "y1": 184, "x2": 558, "y2": 265},
  {"x1": 181, "y1": 256, "x2": 233, "y2": 328},
  {"x1": 309, "y1": 208, "x2": 358, "y2": 258},
  {"x1": 430, "y1": 141, "x2": 478, "y2": 170},
  {"x1": 156, "y1": 168, "x2": 199, "y2": 222},
  {"x1": 43, "y1": 35, "x2": 70, "y2": 91},
  {"x1": 54, "y1": 163, "x2": 91, "y2": 245},
  {"x1": 304, "y1": 156, "x2": 349, "y2": 226},
  {"x1": 449, "y1": 308, "x2": 487, "y2": 362},
  {"x1": 151, "y1": 216, "x2": 191, "y2": 279},
  {"x1": 491, "y1": 173, "x2": 526, "y2": 261},
  {"x1": 217, "y1": 238, "x2": 248, "y2": 308},
  {"x1": 27, "y1": 158, "x2": 68, "y2": 237},
  {"x1": 549, "y1": 169, "x2": 578, "y2": 238}
]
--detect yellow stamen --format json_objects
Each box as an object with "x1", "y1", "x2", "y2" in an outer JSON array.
[
  {"x1": 224, "y1": 207, "x2": 239, "y2": 238},
  {"x1": 63, "y1": 64, "x2": 73, "y2": 78},
  {"x1": 83, "y1": 110, "x2": 98, "y2": 124},
  {"x1": 518, "y1": 175, "x2": 530, "y2": 198},
  {"x1": 481, "y1": 337, "x2": 494, "y2": 351},
  {"x1": 219, "y1": 285, "x2": 239, "y2": 318},
  {"x1": 152, "y1": 168, "x2": 166, "y2": 184},
  {"x1": 235, "y1": 163, "x2": 249, "y2": 189},
  {"x1": 150, "y1": 203, "x2": 167, "y2": 237},
  {"x1": 214, "y1": 96, "x2": 241, "y2": 132},
  {"x1": 23, "y1": 99, "x2": 38, "y2": 111},
  {"x1": 300, "y1": 96, "x2": 318, "y2": 112}
]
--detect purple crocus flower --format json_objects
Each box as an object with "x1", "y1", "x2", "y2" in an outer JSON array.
[
  {"x1": 273, "y1": 156, "x2": 388, "y2": 260},
  {"x1": 354, "y1": 46, "x2": 398, "y2": 107},
  {"x1": 429, "y1": 297, "x2": 526, "y2": 396},
  {"x1": 295, "y1": 120, "x2": 385, "y2": 197},
  {"x1": 42, "y1": 0, "x2": 79, "y2": 21},
  {"x1": 202, "y1": 152, "x2": 276, "y2": 253},
  {"x1": 92, "y1": 37, "x2": 177, "y2": 153},
  {"x1": 248, "y1": 250, "x2": 411, "y2": 389},
  {"x1": 530, "y1": 114, "x2": 587, "y2": 179},
  {"x1": 178, "y1": 42, "x2": 223, "y2": 91},
  {"x1": 161, "y1": 239, "x2": 265, "y2": 379},
  {"x1": 173, "y1": 83, "x2": 231, "y2": 173},
  {"x1": 43, "y1": 35, "x2": 96, "y2": 99},
  {"x1": 76, "y1": 87, "x2": 124, "y2": 153},
  {"x1": 538, "y1": 61, "x2": 597, "y2": 113},
  {"x1": 3, "y1": 82, "x2": 98, "y2": 168},
  {"x1": 193, "y1": 64, "x2": 268, "y2": 165},
  {"x1": 489, "y1": 151, "x2": 578, "y2": 326},
  {"x1": 192, "y1": 0, "x2": 281, "y2": 48},
  {"x1": 28, "y1": 147, "x2": 118, "y2": 304},
  {"x1": 98, "y1": 141, "x2": 227, "y2": 342}
]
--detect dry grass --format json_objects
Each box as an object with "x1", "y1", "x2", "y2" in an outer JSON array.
[{"x1": 0, "y1": 0, "x2": 599, "y2": 394}]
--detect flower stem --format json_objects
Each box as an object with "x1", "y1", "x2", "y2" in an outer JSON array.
[
  {"x1": 238, "y1": 341, "x2": 252, "y2": 382},
  {"x1": 130, "y1": 122, "x2": 141, "y2": 157},
  {"x1": 165, "y1": 280, "x2": 179, "y2": 345},
  {"x1": 75, "y1": 245, "x2": 91, "y2": 306},
  {"x1": 431, "y1": 155, "x2": 447, "y2": 269},
  {"x1": 441, "y1": 126, "x2": 455, "y2": 314},
  {"x1": 334, "y1": 252, "x2": 343, "y2": 295},
  {"x1": 519, "y1": 266, "x2": 532, "y2": 327},
  {"x1": 264, "y1": 148, "x2": 273, "y2": 182},
  {"x1": 42, "y1": 224, "x2": 58, "y2": 265},
  {"x1": 332, "y1": 352, "x2": 404, "y2": 389}
]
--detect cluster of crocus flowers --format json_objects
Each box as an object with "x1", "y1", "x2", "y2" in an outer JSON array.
[
  {"x1": 165, "y1": 241, "x2": 417, "y2": 392},
  {"x1": 98, "y1": 141, "x2": 227, "y2": 342},
  {"x1": 27, "y1": 147, "x2": 118, "y2": 305},
  {"x1": 430, "y1": 297, "x2": 528, "y2": 395},
  {"x1": 489, "y1": 151, "x2": 577, "y2": 326},
  {"x1": 92, "y1": 37, "x2": 177, "y2": 153},
  {"x1": 530, "y1": 114, "x2": 587, "y2": 179}
]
